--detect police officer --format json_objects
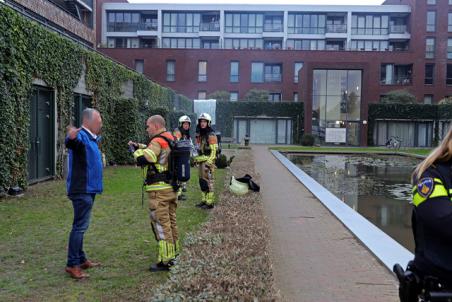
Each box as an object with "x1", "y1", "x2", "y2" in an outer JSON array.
[
  {"x1": 408, "y1": 125, "x2": 452, "y2": 295},
  {"x1": 128, "y1": 115, "x2": 179, "y2": 272},
  {"x1": 173, "y1": 115, "x2": 192, "y2": 201},
  {"x1": 193, "y1": 113, "x2": 218, "y2": 209}
]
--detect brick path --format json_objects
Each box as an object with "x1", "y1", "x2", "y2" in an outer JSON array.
[{"x1": 253, "y1": 146, "x2": 399, "y2": 302}]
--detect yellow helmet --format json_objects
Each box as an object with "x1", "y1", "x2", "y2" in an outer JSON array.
[{"x1": 229, "y1": 176, "x2": 249, "y2": 196}]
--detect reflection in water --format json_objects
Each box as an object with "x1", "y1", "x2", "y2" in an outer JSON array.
[{"x1": 286, "y1": 153, "x2": 420, "y2": 251}]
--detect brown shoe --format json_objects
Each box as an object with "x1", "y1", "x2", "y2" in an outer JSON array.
[
  {"x1": 80, "y1": 260, "x2": 101, "y2": 270},
  {"x1": 65, "y1": 266, "x2": 89, "y2": 279}
]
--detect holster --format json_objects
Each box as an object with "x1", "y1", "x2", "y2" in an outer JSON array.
[{"x1": 393, "y1": 262, "x2": 421, "y2": 302}]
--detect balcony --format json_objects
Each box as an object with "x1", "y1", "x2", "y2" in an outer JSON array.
[
  {"x1": 264, "y1": 23, "x2": 283, "y2": 32},
  {"x1": 390, "y1": 25, "x2": 407, "y2": 34},
  {"x1": 138, "y1": 21, "x2": 158, "y2": 31},
  {"x1": 381, "y1": 76, "x2": 412, "y2": 85},
  {"x1": 200, "y1": 22, "x2": 220, "y2": 32},
  {"x1": 264, "y1": 74, "x2": 282, "y2": 82},
  {"x1": 326, "y1": 24, "x2": 347, "y2": 33}
]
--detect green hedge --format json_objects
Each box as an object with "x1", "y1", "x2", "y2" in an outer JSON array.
[
  {"x1": 0, "y1": 5, "x2": 191, "y2": 190},
  {"x1": 215, "y1": 101, "x2": 304, "y2": 143}
]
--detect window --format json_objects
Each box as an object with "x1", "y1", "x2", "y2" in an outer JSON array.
[
  {"x1": 198, "y1": 61, "x2": 207, "y2": 82},
  {"x1": 107, "y1": 11, "x2": 140, "y2": 32},
  {"x1": 293, "y1": 92, "x2": 299, "y2": 102},
  {"x1": 202, "y1": 39, "x2": 219, "y2": 49},
  {"x1": 134, "y1": 59, "x2": 144, "y2": 74},
  {"x1": 350, "y1": 40, "x2": 389, "y2": 51},
  {"x1": 230, "y1": 61, "x2": 239, "y2": 83},
  {"x1": 426, "y1": 11, "x2": 436, "y2": 32},
  {"x1": 381, "y1": 64, "x2": 413, "y2": 85},
  {"x1": 294, "y1": 62, "x2": 303, "y2": 83},
  {"x1": 351, "y1": 14, "x2": 389, "y2": 35},
  {"x1": 447, "y1": 65, "x2": 452, "y2": 85},
  {"x1": 448, "y1": 13, "x2": 452, "y2": 32},
  {"x1": 162, "y1": 37, "x2": 200, "y2": 49},
  {"x1": 230, "y1": 92, "x2": 238, "y2": 102},
  {"x1": 427, "y1": 0, "x2": 436, "y2": 4},
  {"x1": 448, "y1": 39, "x2": 452, "y2": 59},
  {"x1": 166, "y1": 60, "x2": 175, "y2": 81},
  {"x1": 264, "y1": 14, "x2": 283, "y2": 32},
  {"x1": 269, "y1": 93, "x2": 282, "y2": 102},
  {"x1": 288, "y1": 13, "x2": 326, "y2": 34},
  {"x1": 163, "y1": 12, "x2": 200, "y2": 33},
  {"x1": 424, "y1": 95, "x2": 433, "y2": 104},
  {"x1": 225, "y1": 12, "x2": 264, "y2": 34},
  {"x1": 264, "y1": 64, "x2": 282, "y2": 82},
  {"x1": 251, "y1": 62, "x2": 264, "y2": 83},
  {"x1": 224, "y1": 38, "x2": 263, "y2": 49},
  {"x1": 425, "y1": 64, "x2": 434, "y2": 85},
  {"x1": 286, "y1": 39, "x2": 325, "y2": 50},
  {"x1": 198, "y1": 91, "x2": 207, "y2": 100},
  {"x1": 426, "y1": 38, "x2": 435, "y2": 59},
  {"x1": 450, "y1": 0, "x2": 452, "y2": 4}
]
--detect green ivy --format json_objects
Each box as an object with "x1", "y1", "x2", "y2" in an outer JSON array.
[
  {"x1": 0, "y1": 5, "x2": 191, "y2": 190},
  {"x1": 215, "y1": 101, "x2": 304, "y2": 143}
]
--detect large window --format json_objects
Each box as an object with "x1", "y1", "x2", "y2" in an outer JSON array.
[
  {"x1": 427, "y1": 11, "x2": 436, "y2": 32},
  {"x1": 224, "y1": 38, "x2": 263, "y2": 49},
  {"x1": 351, "y1": 14, "x2": 389, "y2": 35},
  {"x1": 264, "y1": 64, "x2": 282, "y2": 82},
  {"x1": 230, "y1": 61, "x2": 240, "y2": 83},
  {"x1": 268, "y1": 93, "x2": 282, "y2": 102},
  {"x1": 107, "y1": 37, "x2": 139, "y2": 48},
  {"x1": 447, "y1": 65, "x2": 452, "y2": 85},
  {"x1": 286, "y1": 39, "x2": 325, "y2": 50},
  {"x1": 448, "y1": 39, "x2": 452, "y2": 59},
  {"x1": 225, "y1": 12, "x2": 264, "y2": 33},
  {"x1": 312, "y1": 70, "x2": 362, "y2": 145},
  {"x1": 427, "y1": 0, "x2": 436, "y2": 4},
  {"x1": 166, "y1": 60, "x2": 175, "y2": 82},
  {"x1": 162, "y1": 37, "x2": 200, "y2": 49},
  {"x1": 350, "y1": 40, "x2": 389, "y2": 51},
  {"x1": 449, "y1": 13, "x2": 452, "y2": 32},
  {"x1": 163, "y1": 12, "x2": 200, "y2": 33},
  {"x1": 380, "y1": 64, "x2": 412, "y2": 85},
  {"x1": 425, "y1": 64, "x2": 434, "y2": 85},
  {"x1": 294, "y1": 62, "x2": 303, "y2": 83},
  {"x1": 251, "y1": 62, "x2": 264, "y2": 83},
  {"x1": 198, "y1": 61, "x2": 207, "y2": 82},
  {"x1": 373, "y1": 121, "x2": 433, "y2": 147},
  {"x1": 264, "y1": 14, "x2": 283, "y2": 32},
  {"x1": 426, "y1": 38, "x2": 435, "y2": 59},
  {"x1": 107, "y1": 11, "x2": 140, "y2": 32},
  {"x1": 288, "y1": 13, "x2": 326, "y2": 34}
]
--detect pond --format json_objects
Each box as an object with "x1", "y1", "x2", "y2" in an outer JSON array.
[{"x1": 286, "y1": 153, "x2": 421, "y2": 251}]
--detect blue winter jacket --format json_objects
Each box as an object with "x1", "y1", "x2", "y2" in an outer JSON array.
[{"x1": 66, "y1": 128, "x2": 103, "y2": 195}]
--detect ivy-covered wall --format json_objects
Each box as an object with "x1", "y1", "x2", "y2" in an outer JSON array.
[
  {"x1": 215, "y1": 101, "x2": 304, "y2": 143},
  {"x1": 367, "y1": 104, "x2": 452, "y2": 145},
  {"x1": 0, "y1": 5, "x2": 192, "y2": 190}
]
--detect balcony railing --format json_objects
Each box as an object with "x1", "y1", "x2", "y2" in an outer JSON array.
[
  {"x1": 263, "y1": 24, "x2": 283, "y2": 32},
  {"x1": 326, "y1": 24, "x2": 347, "y2": 33},
  {"x1": 200, "y1": 22, "x2": 220, "y2": 32},
  {"x1": 381, "y1": 76, "x2": 412, "y2": 85},
  {"x1": 138, "y1": 21, "x2": 158, "y2": 31},
  {"x1": 264, "y1": 74, "x2": 282, "y2": 82},
  {"x1": 389, "y1": 25, "x2": 408, "y2": 34}
]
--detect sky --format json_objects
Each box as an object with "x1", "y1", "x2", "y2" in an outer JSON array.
[{"x1": 129, "y1": 0, "x2": 385, "y2": 5}]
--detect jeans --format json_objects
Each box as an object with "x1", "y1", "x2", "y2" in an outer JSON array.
[{"x1": 67, "y1": 193, "x2": 95, "y2": 267}]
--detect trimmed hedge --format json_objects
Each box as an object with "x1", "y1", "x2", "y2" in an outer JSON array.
[
  {"x1": 216, "y1": 101, "x2": 304, "y2": 143},
  {"x1": 0, "y1": 5, "x2": 192, "y2": 190}
]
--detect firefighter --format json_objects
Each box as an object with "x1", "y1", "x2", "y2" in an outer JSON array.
[
  {"x1": 173, "y1": 115, "x2": 192, "y2": 201},
  {"x1": 128, "y1": 115, "x2": 179, "y2": 272},
  {"x1": 193, "y1": 113, "x2": 218, "y2": 209},
  {"x1": 396, "y1": 125, "x2": 452, "y2": 301}
]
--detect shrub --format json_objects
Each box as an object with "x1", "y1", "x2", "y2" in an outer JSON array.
[{"x1": 301, "y1": 134, "x2": 315, "y2": 146}]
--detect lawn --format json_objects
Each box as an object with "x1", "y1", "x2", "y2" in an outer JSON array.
[
  {"x1": 270, "y1": 146, "x2": 432, "y2": 157},
  {"x1": 0, "y1": 166, "x2": 225, "y2": 301}
]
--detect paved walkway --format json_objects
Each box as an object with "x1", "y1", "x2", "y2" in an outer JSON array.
[{"x1": 253, "y1": 146, "x2": 399, "y2": 302}]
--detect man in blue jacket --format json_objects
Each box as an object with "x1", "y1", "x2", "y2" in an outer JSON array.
[{"x1": 65, "y1": 108, "x2": 103, "y2": 279}]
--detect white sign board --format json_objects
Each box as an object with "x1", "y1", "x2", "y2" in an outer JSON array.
[
  {"x1": 194, "y1": 99, "x2": 216, "y2": 125},
  {"x1": 325, "y1": 128, "x2": 346, "y2": 143}
]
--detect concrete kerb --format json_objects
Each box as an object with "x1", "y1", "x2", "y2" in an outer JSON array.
[{"x1": 271, "y1": 150, "x2": 414, "y2": 272}]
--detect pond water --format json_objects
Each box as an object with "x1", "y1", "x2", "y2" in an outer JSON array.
[{"x1": 286, "y1": 153, "x2": 421, "y2": 251}]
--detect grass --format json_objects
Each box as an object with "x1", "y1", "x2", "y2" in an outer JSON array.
[
  {"x1": 0, "y1": 166, "x2": 225, "y2": 302},
  {"x1": 270, "y1": 146, "x2": 432, "y2": 157}
]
